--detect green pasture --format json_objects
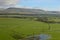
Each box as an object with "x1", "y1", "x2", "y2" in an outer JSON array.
[{"x1": 0, "y1": 18, "x2": 60, "y2": 40}]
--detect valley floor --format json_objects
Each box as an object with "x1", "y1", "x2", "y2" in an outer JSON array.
[{"x1": 0, "y1": 18, "x2": 60, "y2": 40}]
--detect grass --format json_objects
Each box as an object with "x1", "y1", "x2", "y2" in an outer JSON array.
[{"x1": 0, "y1": 18, "x2": 60, "y2": 40}]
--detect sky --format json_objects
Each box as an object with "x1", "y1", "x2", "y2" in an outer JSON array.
[
  {"x1": 0, "y1": 0, "x2": 60, "y2": 11},
  {"x1": 18, "y1": 0, "x2": 60, "y2": 11}
]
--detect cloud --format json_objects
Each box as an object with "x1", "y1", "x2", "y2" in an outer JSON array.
[
  {"x1": 14, "y1": 5, "x2": 60, "y2": 11},
  {"x1": 0, "y1": 0, "x2": 19, "y2": 8},
  {"x1": 40, "y1": 7, "x2": 60, "y2": 11},
  {"x1": 14, "y1": 5, "x2": 34, "y2": 9}
]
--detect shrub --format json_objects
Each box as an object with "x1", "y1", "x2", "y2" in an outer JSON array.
[{"x1": 10, "y1": 31, "x2": 24, "y2": 40}]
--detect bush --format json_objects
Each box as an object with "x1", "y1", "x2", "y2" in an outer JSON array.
[
  {"x1": 36, "y1": 17, "x2": 57, "y2": 23},
  {"x1": 10, "y1": 31, "x2": 24, "y2": 40},
  {"x1": 36, "y1": 17, "x2": 48, "y2": 22}
]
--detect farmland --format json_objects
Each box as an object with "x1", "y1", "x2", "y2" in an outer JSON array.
[{"x1": 0, "y1": 18, "x2": 60, "y2": 40}]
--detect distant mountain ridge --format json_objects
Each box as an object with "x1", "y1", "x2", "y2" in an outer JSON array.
[
  {"x1": 0, "y1": 7, "x2": 60, "y2": 14},
  {"x1": 47, "y1": 11, "x2": 60, "y2": 14}
]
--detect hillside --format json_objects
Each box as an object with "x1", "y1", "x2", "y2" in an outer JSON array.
[
  {"x1": 0, "y1": 7, "x2": 47, "y2": 14},
  {"x1": 47, "y1": 11, "x2": 60, "y2": 14},
  {"x1": 0, "y1": 7, "x2": 60, "y2": 17},
  {"x1": 0, "y1": 7, "x2": 60, "y2": 14}
]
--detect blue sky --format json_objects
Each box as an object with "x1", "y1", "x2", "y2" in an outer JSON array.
[{"x1": 17, "y1": 0, "x2": 60, "y2": 11}]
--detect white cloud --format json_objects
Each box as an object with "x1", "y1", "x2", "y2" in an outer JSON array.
[
  {"x1": 0, "y1": 0, "x2": 19, "y2": 8},
  {"x1": 14, "y1": 5, "x2": 60, "y2": 11},
  {"x1": 40, "y1": 7, "x2": 60, "y2": 11},
  {"x1": 14, "y1": 5, "x2": 34, "y2": 9}
]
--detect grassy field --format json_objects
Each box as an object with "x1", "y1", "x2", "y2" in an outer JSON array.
[{"x1": 0, "y1": 18, "x2": 60, "y2": 40}]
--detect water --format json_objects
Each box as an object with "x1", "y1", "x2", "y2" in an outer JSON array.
[
  {"x1": 24, "y1": 34, "x2": 51, "y2": 40},
  {"x1": 39, "y1": 34, "x2": 51, "y2": 40}
]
